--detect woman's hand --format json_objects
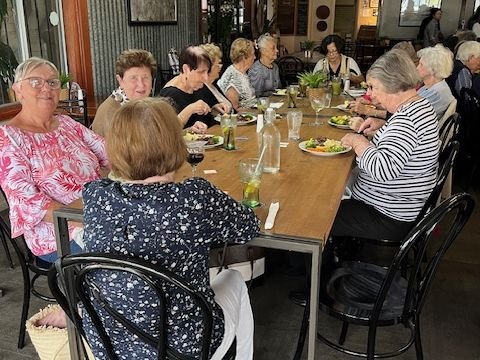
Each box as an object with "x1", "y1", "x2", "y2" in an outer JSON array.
[
  {"x1": 189, "y1": 121, "x2": 208, "y2": 134},
  {"x1": 212, "y1": 102, "x2": 230, "y2": 115},
  {"x1": 358, "y1": 117, "x2": 386, "y2": 136},
  {"x1": 349, "y1": 116, "x2": 365, "y2": 133},
  {"x1": 341, "y1": 133, "x2": 371, "y2": 157},
  {"x1": 189, "y1": 100, "x2": 211, "y2": 115}
]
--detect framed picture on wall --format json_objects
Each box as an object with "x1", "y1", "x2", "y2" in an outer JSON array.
[
  {"x1": 127, "y1": 0, "x2": 177, "y2": 24},
  {"x1": 370, "y1": 0, "x2": 379, "y2": 7},
  {"x1": 399, "y1": 0, "x2": 441, "y2": 27}
]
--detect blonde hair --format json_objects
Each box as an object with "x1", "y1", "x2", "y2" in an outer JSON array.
[
  {"x1": 14, "y1": 57, "x2": 58, "y2": 83},
  {"x1": 417, "y1": 44, "x2": 453, "y2": 79},
  {"x1": 199, "y1": 43, "x2": 222, "y2": 63},
  {"x1": 106, "y1": 98, "x2": 186, "y2": 180},
  {"x1": 230, "y1": 38, "x2": 254, "y2": 64},
  {"x1": 392, "y1": 41, "x2": 419, "y2": 66}
]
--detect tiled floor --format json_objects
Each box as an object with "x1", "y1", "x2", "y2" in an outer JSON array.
[{"x1": 0, "y1": 185, "x2": 479, "y2": 360}]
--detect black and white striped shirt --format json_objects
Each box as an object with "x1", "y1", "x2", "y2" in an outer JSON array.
[{"x1": 352, "y1": 97, "x2": 439, "y2": 222}]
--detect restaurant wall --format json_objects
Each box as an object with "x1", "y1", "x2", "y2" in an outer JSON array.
[
  {"x1": 87, "y1": 0, "x2": 201, "y2": 98},
  {"x1": 378, "y1": 0, "x2": 472, "y2": 40}
]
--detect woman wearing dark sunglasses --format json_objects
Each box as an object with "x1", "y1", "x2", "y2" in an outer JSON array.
[{"x1": 0, "y1": 57, "x2": 109, "y2": 263}]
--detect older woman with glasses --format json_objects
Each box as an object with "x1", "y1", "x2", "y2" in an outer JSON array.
[
  {"x1": 195, "y1": 43, "x2": 232, "y2": 114},
  {"x1": 332, "y1": 49, "x2": 438, "y2": 243},
  {"x1": 313, "y1": 34, "x2": 364, "y2": 85},
  {"x1": 92, "y1": 49, "x2": 156, "y2": 137},
  {"x1": 248, "y1": 34, "x2": 281, "y2": 96},
  {"x1": 0, "y1": 57, "x2": 109, "y2": 262}
]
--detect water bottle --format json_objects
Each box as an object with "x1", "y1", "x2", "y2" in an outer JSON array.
[{"x1": 260, "y1": 108, "x2": 280, "y2": 173}]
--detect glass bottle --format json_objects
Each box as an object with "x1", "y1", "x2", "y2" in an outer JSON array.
[{"x1": 260, "y1": 108, "x2": 280, "y2": 173}]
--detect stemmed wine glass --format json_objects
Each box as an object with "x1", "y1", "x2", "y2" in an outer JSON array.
[
  {"x1": 186, "y1": 141, "x2": 205, "y2": 177},
  {"x1": 309, "y1": 95, "x2": 325, "y2": 126}
]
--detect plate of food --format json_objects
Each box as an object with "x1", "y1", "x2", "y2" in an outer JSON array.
[
  {"x1": 298, "y1": 137, "x2": 351, "y2": 156},
  {"x1": 184, "y1": 133, "x2": 224, "y2": 149},
  {"x1": 328, "y1": 115, "x2": 351, "y2": 129},
  {"x1": 273, "y1": 89, "x2": 287, "y2": 96},
  {"x1": 335, "y1": 101, "x2": 351, "y2": 112},
  {"x1": 214, "y1": 113, "x2": 257, "y2": 126}
]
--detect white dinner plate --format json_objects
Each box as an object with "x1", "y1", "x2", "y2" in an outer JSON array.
[
  {"x1": 298, "y1": 141, "x2": 352, "y2": 156},
  {"x1": 328, "y1": 119, "x2": 351, "y2": 130},
  {"x1": 214, "y1": 114, "x2": 257, "y2": 126},
  {"x1": 346, "y1": 89, "x2": 367, "y2": 98},
  {"x1": 184, "y1": 135, "x2": 224, "y2": 149}
]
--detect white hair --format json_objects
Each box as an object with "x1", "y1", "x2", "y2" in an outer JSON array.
[
  {"x1": 456, "y1": 41, "x2": 480, "y2": 63},
  {"x1": 417, "y1": 44, "x2": 453, "y2": 79}
]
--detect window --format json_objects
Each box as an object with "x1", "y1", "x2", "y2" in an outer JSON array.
[{"x1": 0, "y1": 0, "x2": 67, "y2": 104}]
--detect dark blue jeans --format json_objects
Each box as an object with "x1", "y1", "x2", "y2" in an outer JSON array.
[{"x1": 38, "y1": 241, "x2": 83, "y2": 263}]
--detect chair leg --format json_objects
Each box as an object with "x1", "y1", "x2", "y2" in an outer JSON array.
[
  {"x1": 293, "y1": 297, "x2": 310, "y2": 360},
  {"x1": 338, "y1": 321, "x2": 349, "y2": 345},
  {"x1": 1, "y1": 231, "x2": 14, "y2": 268},
  {"x1": 414, "y1": 317, "x2": 424, "y2": 360},
  {"x1": 18, "y1": 270, "x2": 31, "y2": 348}
]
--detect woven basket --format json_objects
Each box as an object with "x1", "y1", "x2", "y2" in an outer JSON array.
[{"x1": 26, "y1": 305, "x2": 95, "y2": 360}]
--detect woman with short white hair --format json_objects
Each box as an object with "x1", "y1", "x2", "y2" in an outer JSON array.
[
  {"x1": 416, "y1": 44, "x2": 455, "y2": 119},
  {"x1": 248, "y1": 33, "x2": 281, "y2": 96},
  {"x1": 446, "y1": 40, "x2": 480, "y2": 98}
]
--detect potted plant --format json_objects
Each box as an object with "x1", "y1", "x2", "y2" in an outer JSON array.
[
  {"x1": 303, "y1": 40, "x2": 315, "y2": 59},
  {"x1": 297, "y1": 70, "x2": 327, "y2": 97},
  {"x1": 59, "y1": 72, "x2": 72, "y2": 100}
]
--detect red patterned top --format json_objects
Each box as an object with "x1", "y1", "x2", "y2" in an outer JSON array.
[{"x1": 0, "y1": 115, "x2": 108, "y2": 256}]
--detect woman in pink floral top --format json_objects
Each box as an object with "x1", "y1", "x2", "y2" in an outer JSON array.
[{"x1": 0, "y1": 57, "x2": 109, "y2": 261}]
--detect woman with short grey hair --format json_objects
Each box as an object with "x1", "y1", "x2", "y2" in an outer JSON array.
[
  {"x1": 416, "y1": 44, "x2": 455, "y2": 119},
  {"x1": 248, "y1": 33, "x2": 281, "y2": 96},
  {"x1": 330, "y1": 49, "x2": 439, "y2": 243},
  {"x1": 446, "y1": 40, "x2": 480, "y2": 98}
]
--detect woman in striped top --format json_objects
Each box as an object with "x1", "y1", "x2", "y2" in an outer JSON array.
[{"x1": 331, "y1": 49, "x2": 439, "y2": 243}]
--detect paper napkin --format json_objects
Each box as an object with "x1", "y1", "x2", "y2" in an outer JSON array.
[
  {"x1": 264, "y1": 202, "x2": 280, "y2": 230},
  {"x1": 257, "y1": 114, "x2": 264, "y2": 133},
  {"x1": 269, "y1": 102, "x2": 284, "y2": 109}
]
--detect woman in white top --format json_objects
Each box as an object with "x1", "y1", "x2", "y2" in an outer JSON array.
[
  {"x1": 313, "y1": 34, "x2": 364, "y2": 85},
  {"x1": 416, "y1": 44, "x2": 455, "y2": 120},
  {"x1": 217, "y1": 38, "x2": 256, "y2": 110}
]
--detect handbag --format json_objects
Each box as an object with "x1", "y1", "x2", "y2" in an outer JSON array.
[{"x1": 209, "y1": 243, "x2": 265, "y2": 285}]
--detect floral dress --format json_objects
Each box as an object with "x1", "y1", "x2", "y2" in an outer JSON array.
[
  {"x1": 0, "y1": 115, "x2": 108, "y2": 256},
  {"x1": 82, "y1": 177, "x2": 259, "y2": 359}
]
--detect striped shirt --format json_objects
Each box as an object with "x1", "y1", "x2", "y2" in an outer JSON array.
[{"x1": 352, "y1": 97, "x2": 439, "y2": 222}]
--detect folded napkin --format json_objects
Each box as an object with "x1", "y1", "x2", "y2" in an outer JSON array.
[
  {"x1": 264, "y1": 202, "x2": 280, "y2": 230},
  {"x1": 341, "y1": 187, "x2": 352, "y2": 200},
  {"x1": 269, "y1": 102, "x2": 284, "y2": 109}
]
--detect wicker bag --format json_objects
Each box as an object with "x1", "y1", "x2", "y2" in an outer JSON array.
[{"x1": 26, "y1": 304, "x2": 94, "y2": 360}]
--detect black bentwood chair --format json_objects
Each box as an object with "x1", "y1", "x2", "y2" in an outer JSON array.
[
  {"x1": 0, "y1": 188, "x2": 55, "y2": 349},
  {"x1": 305, "y1": 192, "x2": 474, "y2": 360},
  {"x1": 276, "y1": 56, "x2": 304, "y2": 87},
  {"x1": 48, "y1": 253, "x2": 236, "y2": 360}
]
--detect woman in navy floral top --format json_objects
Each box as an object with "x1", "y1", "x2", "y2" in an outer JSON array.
[{"x1": 82, "y1": 97, "x2": 259, "y2": 359}]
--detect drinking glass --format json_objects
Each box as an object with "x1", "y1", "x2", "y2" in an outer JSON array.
[
  {"x1": 309, "y1": 95, "x2": 325, "y2": 126},
  {"x1": 287, "y1": 110, "x2": 302, "y2": 140},
  {"x1": 331, "y1": 76, "x2": 342, "y2": 96},
  {"x1": 287, "y1": 85, "x2": 298, "y2": 108},
  {"x1": 257, "y1": 97, "x2": 270, "y2": 115},
  {"x1": 220, "y1": 115, "x2": 237, "y2": 150},
  {"x1": 238, "y1": 158, "x2": 263, "y2": 208},
  {"x1": 186, "y1": 141, "x2": 205, "y2": 177}
]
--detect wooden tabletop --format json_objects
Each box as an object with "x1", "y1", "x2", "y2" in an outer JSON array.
[{"x1": 176, "y1": 95, "x2": 355, "y2": 244}]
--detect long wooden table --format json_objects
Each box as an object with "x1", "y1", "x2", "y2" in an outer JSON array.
[{"x1": 53, "y1": 94, "x2": 355, "y2": 360}]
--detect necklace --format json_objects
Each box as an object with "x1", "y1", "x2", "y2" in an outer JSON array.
[{"x1": 395, "y1": 94, "x2": 420, "y2": 112}]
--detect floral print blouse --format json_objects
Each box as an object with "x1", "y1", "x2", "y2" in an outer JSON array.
[
  {"x1": 0, "y1": 115, "x2": 108, "y2": 256},
  {"x1": 82, "y1": 177, "x2": 259, "y2": 359}
]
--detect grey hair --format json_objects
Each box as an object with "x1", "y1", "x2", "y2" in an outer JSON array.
[
  {"x1": 367, "y1": 49, "x2": 420, "y2": 94},
  {"x1": 257, "y1": 33, "x2": 276, "y2": 52},
  {"x1": 417, "y1": 44, "x2": 453, "y2": 80},
  {"x1": 14, "y1": 57, "x2": 58, "y2": 83},
  {"x1": 455, "y1": 41, "x2": 480, "y2": 63}
]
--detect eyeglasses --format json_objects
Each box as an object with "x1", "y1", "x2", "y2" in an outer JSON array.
[
  {"x1": 18, "y1": 77, "x2": 61, "y2": 90},
  {"x1": 327, "y1": 49, "x2": 339, "y2": 55}
]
